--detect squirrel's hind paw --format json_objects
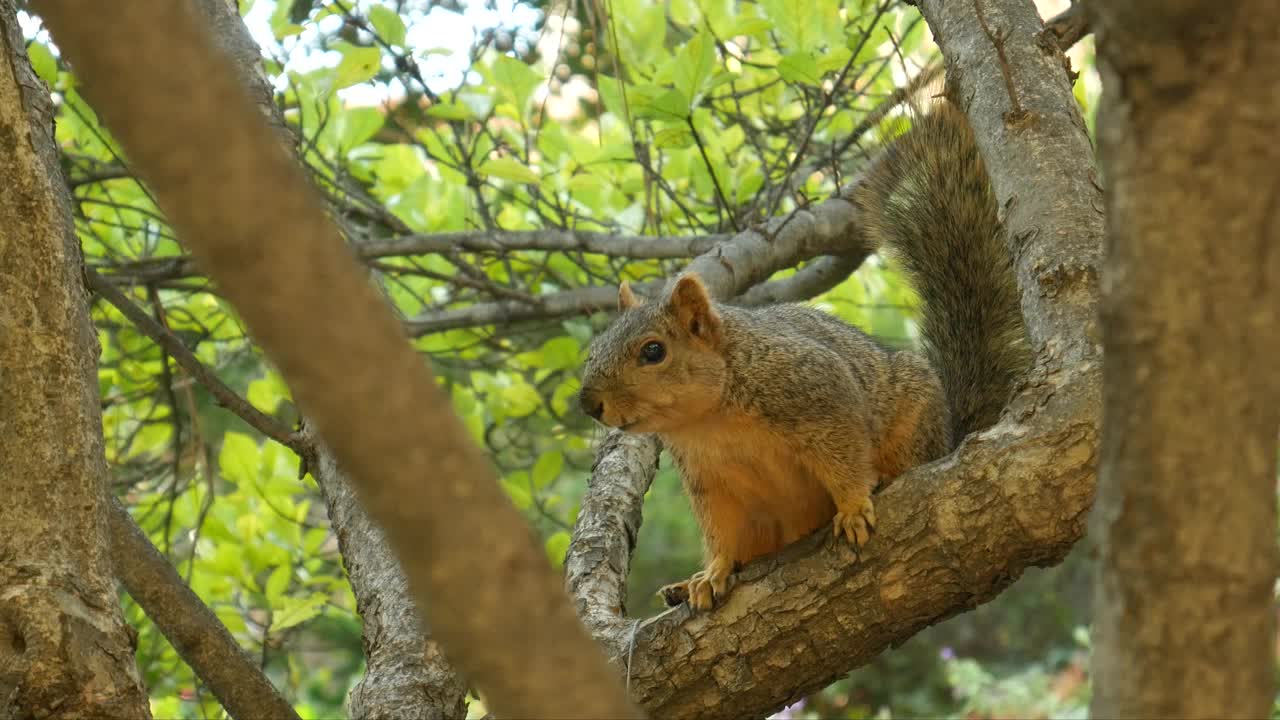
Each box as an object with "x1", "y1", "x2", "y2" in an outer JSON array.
[
  {"x1": 658, "y1": 559, "x2": 733, "y2": 611},
  {"x1": 833, "y1": 495, "x2": 877, "y2": 554}
]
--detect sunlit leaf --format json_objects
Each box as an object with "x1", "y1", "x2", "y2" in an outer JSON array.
[{"x1": 368, "y1": 5, "x2": 407, "y2": 47}]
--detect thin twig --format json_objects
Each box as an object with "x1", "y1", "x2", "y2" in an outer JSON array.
[{"x1": 974, "y1": 0, "x2": 1027, "y2": 123}]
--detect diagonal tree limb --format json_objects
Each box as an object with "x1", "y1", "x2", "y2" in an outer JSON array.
[
  {"x1": 33, "y1": 1, "x2": 640, "y2": 718},
  {"x1": 84, "y1": 268, "x2": 305, "y2": 453},
  {"x1": 100, "y1": 1, "x2": 470, "y2": 716},
  {"x1": 563, "y1": 0, "x2": 1103, "y2": 716},
  {"x1": 106, "y1": 497, "x2": 301, "y2": 720}
]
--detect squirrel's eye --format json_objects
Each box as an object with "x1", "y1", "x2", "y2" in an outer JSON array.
[{"x1": 639, "y1": 341, "x2": 666, "y2": 364}]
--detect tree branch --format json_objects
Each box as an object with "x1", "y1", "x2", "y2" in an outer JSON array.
[
  {"x1": 305, "y1": 431, "x2": 469, "y2": 719},
  {"x1": 84, "y1": 268, "x2": 305, "y2": 453},
  {"x1": 564, "y1": 0, "x2": 1103, "y2": 716},
  {"x1": 91, "y1": 229, "x2": 734, "y2": 285},
  {"x1": 34, "y1": 1, "x2": 640, "y2": 717},
  {"x1": 406, "y1": 196, "x2": 870, "y2": 335},
  {"x1": 1044, "y1": 2, "x2": 1090, "y2": 51},
  {"x1": 736, "y1": 253, "x2": 870, "y2": 306},
  {"x1": 107, "y1": 497, "x2": 300, "y2": 720}
]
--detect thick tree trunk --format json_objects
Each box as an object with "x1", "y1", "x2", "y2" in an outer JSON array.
[
  {"x1": 1089, "y1": 2, "x2": 1280, "y2": 718},
  {"x1": 0, "y1": 2, "x2": 151, "y2": 716}
]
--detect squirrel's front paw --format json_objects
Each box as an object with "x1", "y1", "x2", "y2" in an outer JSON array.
[
  {"x1": 658, "y1": 558, "x2": 732, "y2": 611},
  {"x1": 658, "y1": 580, "x2": 690, "y2": 607},
  {"x1": 833, "y1": 494, "x2": 877, "y2": 553}
]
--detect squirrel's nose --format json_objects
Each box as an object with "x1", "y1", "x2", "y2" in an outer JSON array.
[{"x1": 579, "y1": 389, "x2": 604, "y2": 421}]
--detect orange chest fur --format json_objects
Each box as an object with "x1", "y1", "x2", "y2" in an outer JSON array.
[{"x1": 662, "y1": 415, "x2": 837, "y2": 561}]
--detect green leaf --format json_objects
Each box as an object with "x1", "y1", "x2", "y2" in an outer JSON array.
[
  {"x1": 273, "y1": 594, "x2": 326, "y2": 631},
  {"x1": 502, "y1": 476, "x2": 532, "y2": 510},
  {"x1": 633, "y1": 88, "x2": 690, "y2": 121},
  {"x1": 674, "y1": 31, "x2": 716, "y2": 106},
  {"x1": 219, "y1": 433, "x2": 261, "y2": 485},
  {"x1": 816, "y1": 47, "x2": 853, "y2": 76},
  {"x1": 247, "y1": 371, "x2": 290, "y2": 414},
  {"x1": 500, "y1": 378, "x2": 542, "y2": 417},
  {"x1": 479, "y1": 157, "x2": 539, "y2": 184},
  {"x1": 544, "y1": 531, "x2": 571, "y2": 567},
  {"x1": 334, "y1": 107, "x2": 384, "y2": 150},
  {"x1": 426, "y1": 101, "x2": 474, "y2": 121},
  {"x1": 489, "y1": 54, "x2": 543, "y2": 112},
  {"x1": 654, "y1": 127, "x2": 694, "y2": 149},
  {"x1": 778, "y1": 52, "x2": 821, "y2": 86},
  {"x1": 270, "y1": 0, "x2": 304, "y2": 39},
  {"x1": 334, "y1": 43, "x2": 382, "y2": 90},
  {"x1": 538, "y1": 336, "x2": 581, "y2": 370},
  {"x1": 215, "y1": 606, "x2": 249, "y2": 637},
  {"x1": 368, "y1": 5, "x2": 407, "y2": 47},
  {"x1": 728, "y1": 18, "x2": 772, "y2": 38},
  {"x1": 531, "y1": 451, "x2": 564, "y2": 490},
  {"x1": 27, "y1": 42, "x2": 57, "y2": 86},
  {"x1": 265, "y1": 564, "x2": 291, "y2": 603},
  {"x1": 303, "y1": 528, "x2": 329, "y2": 555}
]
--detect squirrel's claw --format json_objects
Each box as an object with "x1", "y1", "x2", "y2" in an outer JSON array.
[
  {"x1": 833, "y1": 496, "x2": 877, "y2": 555},
  {"x1": 662, "y1": 558, "x2": 732, "y2": 611},
  {"x1": 657, "y1": 580, "x2": 690, "y2": 608},
  {"x1": 687, "y1": 566, "x2": 730, "y2": 611}
]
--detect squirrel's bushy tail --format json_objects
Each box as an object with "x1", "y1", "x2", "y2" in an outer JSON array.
[{"x1": 853, "y1": 100, "x2": 1030, "y2": 443}]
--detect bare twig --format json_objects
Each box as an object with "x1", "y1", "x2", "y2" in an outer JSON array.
[
  {"x1": 974, "y1": 0, "x2": 1027, "y2": 123},
  {"x1": 1044, "y1": 2, "x2": 1090, "y2": 51}
]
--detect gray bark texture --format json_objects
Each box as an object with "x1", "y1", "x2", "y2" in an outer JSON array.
[
  {"x1": 1088, "y1": 2, "x2": 1280, "y2": 717},
  {"x1": 0, "y1": 1, "x2": 151, "y2": 716},
  {"x1": 564, "y1": 0, "x2": 1103, "y2": 717},
  {"x1": 32, "y1": 0, "x2": 640, "y2": 717},
  {"x1": 307, "y1": 432, "x2": 469, "y2": 720}
]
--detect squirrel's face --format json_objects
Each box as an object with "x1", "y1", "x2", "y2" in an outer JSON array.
[{"x1": 578, "y1": 274, "x2": 727, "y2": 434}]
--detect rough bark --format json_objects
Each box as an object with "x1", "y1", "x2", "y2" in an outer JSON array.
[
  {"x1": 565, "y1": 0, "x2": 1103, "y2": 717},
  {"x1": 0, "y1": 2, "x2": 151, "y2": 716},
  {"x1": 33, "y1": 1, "x2": 639, "y2": 717},
  {"x1": 1088, "y1": 2, "x2": 1280, "y2": 717},
  {"x1": 307, "y1": 432, "x2": 469, "y2": 719},
  {"x1": 106, "y1": 499, "x2": 300, "y2": 720}
]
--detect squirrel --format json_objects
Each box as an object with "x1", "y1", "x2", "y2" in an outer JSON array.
[{"x1": 577, "y1": 95, "x2": 1030, "y2": 611}]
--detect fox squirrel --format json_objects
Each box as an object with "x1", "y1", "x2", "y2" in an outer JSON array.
[{"x1": 577, "y1": 98, "x2": 1029, "y2": 611}]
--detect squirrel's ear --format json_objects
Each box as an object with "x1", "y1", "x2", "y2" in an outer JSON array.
[
  {"x1": 665, "y1": 273, "x2": 721, "y2": 343},
  {"x1": 618, "y1": 281, "x2": 640, "y2": 311}
]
